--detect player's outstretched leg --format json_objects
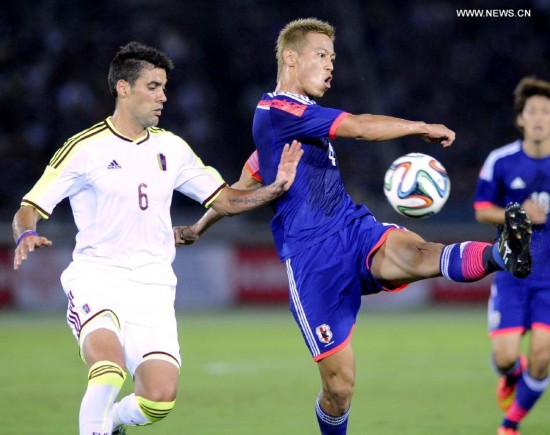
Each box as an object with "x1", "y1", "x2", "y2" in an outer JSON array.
[{"x1": 498, "y1": 203, "x2": 532, "y2": 279}]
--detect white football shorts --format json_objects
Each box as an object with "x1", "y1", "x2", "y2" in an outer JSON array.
[{"x1": 60, "y1": 261, "x2": 181, "y2": 375}]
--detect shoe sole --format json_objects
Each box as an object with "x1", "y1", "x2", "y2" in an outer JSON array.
[{"x1": 501, "y1": 204, "x2": 532, "y2": 278}]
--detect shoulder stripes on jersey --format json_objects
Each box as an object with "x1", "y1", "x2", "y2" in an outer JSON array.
[
  {"x1": 49, "y1": 121, "x2": 108, "y2": 169},
  {"x1": 149, "y1": 126, "x2": 167, "y2": 134},
  {"x1": 267, "y1": 92, "x2": 316, "y2": 105},
  {"x1": 257, "y1": 98, "x2": 308, "y2": 117},
  {"x1": 479, "y1": 140, "x2": 521, "y2": 181}
]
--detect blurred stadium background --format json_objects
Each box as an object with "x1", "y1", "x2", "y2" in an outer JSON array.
[{"x1": 1, "y1": 1, "x2": 550, "y2": 433}]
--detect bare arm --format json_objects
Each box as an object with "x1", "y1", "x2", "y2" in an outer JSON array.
[
  {"x1": 476, "y1": 199, "x2": 547, "y2": 226},
  {"x1": 174, "y1": 140, "x2": 301, "y2": 246},
  {"x1": 336, "y1": 114, "x2": 455, "y2": 147},
  {"x1": 174, "y1": 165, "x2": 262, "y2": 246},
  {"x1": 12, "y1": 206, "x2": 53, "y2": 270},
  {"x1": 475, "y1": 204, "x2": 505, "y2": 225}
]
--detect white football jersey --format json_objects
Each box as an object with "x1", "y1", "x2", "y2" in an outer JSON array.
[{"x1": 22, "y1": 117, "x2": 225, "y2": 285}]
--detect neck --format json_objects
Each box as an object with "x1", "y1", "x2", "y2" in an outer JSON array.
[
  {"x1": 275, "y1": 73, "x2": 305, "y2": 95},
  {"x1": 110, "y1": 110, "x2": 146, "y2": 140},
  {"x1": 523, "y1": 137, "x2": 550, "y2": 158}
]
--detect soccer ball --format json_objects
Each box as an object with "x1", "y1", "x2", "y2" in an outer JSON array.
[{"x1": 383, "y1": 152, "x2": 450, "y2": 218}]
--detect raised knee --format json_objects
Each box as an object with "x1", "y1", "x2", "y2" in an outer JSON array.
[{"x1": 136, "y1": 396, "x2": 176, "y2": 423}]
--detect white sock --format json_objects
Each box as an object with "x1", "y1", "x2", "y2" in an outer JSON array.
[
  {"x1": 112, "y1": 393, "x2": 150, "y2": 428},
  {"x1": 79, "y1": 383, "x2": 121, "y2": 434}
]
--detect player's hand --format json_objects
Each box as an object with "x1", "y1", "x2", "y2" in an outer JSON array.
[
  {"x1": 275, "y1": 140, "x2": 303, "y2": 191},
  {"x1": 13, "y1": 234, "x2": 53, "y2": 270},
  {"x1": 174, "y1": 226, "x2": 200, "y2": 246},
  {"x1": 423, "y1": 124, "x2": 455, "y2": 147},
  {"x1": 522, "y1": 198, "x2": 548, "y2": 225}
]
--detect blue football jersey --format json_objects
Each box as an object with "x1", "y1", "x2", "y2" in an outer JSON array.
[
  {"x1": 252, "y1": 92, "x2": 370, "y2": 260},
  {"x1": 474, "y1": 140, "x2": 550, "y2": 279}
]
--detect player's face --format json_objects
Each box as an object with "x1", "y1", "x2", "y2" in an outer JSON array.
[
  {"x1": 126, "y1": 66, "x2": 168, "y2": 128},
  {"x1": 294, "y1": 32, "x2": 335, "y2": 98},
  {"x1": 518, "y1": 95, "x2": 550, "y2": 143}
]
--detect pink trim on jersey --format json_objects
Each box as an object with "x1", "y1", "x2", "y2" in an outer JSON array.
[
  {"x1": 329, "y1": 112, "x2": 351, "y2": 139},
  {"x1": 245, "y1": 150, "x2": 262, "y2": 182},
  {"x1": 473, "y1": 201, "x2": 497, "y2": 210},
  {"x1": 258, "y1": 99, "x2": 307, "y2": 117},
  {"x1": 532, "y1": 322, "x2": 550, "y2": 333},
  {"x1": 314, "y1": 324, "x2": 355, "y2": 362},
  {"x1": 489, "y1": 326, "x2": 525, "y2": 338},
  {"x1": 365, "y1": 227, "x2": 409, "y2": 293}
]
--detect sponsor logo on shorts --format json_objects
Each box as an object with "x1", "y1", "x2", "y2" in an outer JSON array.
[{"x1": 315, "y1": 324, "x2": 333, "y2": 344}]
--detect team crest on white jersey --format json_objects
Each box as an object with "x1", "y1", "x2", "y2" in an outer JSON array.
[{"x1": 315, "y1": 324, "x2": 333, "y2": 344}]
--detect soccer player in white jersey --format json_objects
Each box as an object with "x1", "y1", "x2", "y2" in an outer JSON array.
[{"x1": 12, "y1": 41, "x2": 302, "y2": 435}]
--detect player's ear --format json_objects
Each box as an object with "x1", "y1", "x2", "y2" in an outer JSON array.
[
  {"x1": 283, "y1": 48, "x2": 297, "y2": 67},
  {"x1": 116, "y1": 79, "x2": 130, "y2": 97},
  {"x1": 516, "y1": 114, "x2": 524, "y2": 128}
]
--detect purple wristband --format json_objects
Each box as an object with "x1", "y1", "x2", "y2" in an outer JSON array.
[{"x1": 16, "y1": 230, "x2": 38, "y2": 246}]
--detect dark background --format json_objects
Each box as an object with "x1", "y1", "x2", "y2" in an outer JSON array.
[{"x1": 1, "y1": 0, "x2": 549, "y2": 230}]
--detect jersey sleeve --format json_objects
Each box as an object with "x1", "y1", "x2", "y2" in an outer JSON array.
[
  {"x1": 244, "y1": 150, "x2": 262, "y2": 182},
  {"x1": 274, "y1": 102, "x2": 348, "y2": 142},
  {"x1": 21, "y1": 149, "x2": 88, "y2": 218},
  {"x1": 474, "y1": 153, "x2": 504, "y2": 210},
  {"x1": 173, "y1": 139, "x2": 227, "y2": 207}
]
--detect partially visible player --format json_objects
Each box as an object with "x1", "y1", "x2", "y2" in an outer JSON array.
[
  {"x1": 174, "y1": 18, "x2": 532, "y2": 434},
  {"x1": 12, "y1": 41, "x2": 302, "y2": 435},
  {"x1": 474, "y1": 76, "x2": 550, "y2": 435}
]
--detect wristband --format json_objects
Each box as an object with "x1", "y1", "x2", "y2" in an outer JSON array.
[{"x1": 16, "y1": 230, "x2": 38, "y2": 246}]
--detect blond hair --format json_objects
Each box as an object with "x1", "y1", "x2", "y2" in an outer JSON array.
[{"x1": 275, "y1": 18, "x2": 335, "y2": 80}]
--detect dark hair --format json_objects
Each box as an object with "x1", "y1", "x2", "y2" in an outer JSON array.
[
  {"x1": 107, "y1": 41, "x2": 174, "y2": 98},
  {"x1": 514, "y1": 76, "x2": 550, "y2": 116}
]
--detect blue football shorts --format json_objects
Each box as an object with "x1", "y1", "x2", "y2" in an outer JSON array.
[
  {"x1": 285, "y1": 215, "x2": 406, "y2": 361},
  {"x1": 488, "y1": 271, "x2": 550, "y2": 337}
]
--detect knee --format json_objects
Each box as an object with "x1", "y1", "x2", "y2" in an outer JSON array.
[
  {"x1": 136, "y1": 395, "x2": 176, "y2": 424},
  {"x1": 323, "y1": 369, "x2": 355, "y2": 413},
  {"x1": 529, "y1": 349, "x2": 550, "y2": 379},
  {"x1": 493, "y1": 349, "x2": 520, "y2": 372}
]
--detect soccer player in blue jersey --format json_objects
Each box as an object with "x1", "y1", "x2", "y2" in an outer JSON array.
[
  {"x1": 175, "y1": 18, "x2": 532, "y2": 434},
  {"x1": 474, "y1": 76, "x2": 550, "y2": 435},
  {"x1": 12, "y1": 41, "x2": 302, "y2": 435}
]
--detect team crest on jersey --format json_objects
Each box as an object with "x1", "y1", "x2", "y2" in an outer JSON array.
[
  {"x1": 315, "y1": 324, "x2": 333, "y2": 344},
  {"x1": 157, "y1": 153, "x2": 167, "y2": 171}
]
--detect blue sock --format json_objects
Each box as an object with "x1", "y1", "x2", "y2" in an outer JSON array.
[
  {"x1": 315, "y1": 396, "x2": 350, "y2": 435},
  {"x1": 502, "y1": 371, "x2": 547, "y2": 428},
  {"x1": 491, "y1": 243, "x2": 506, "y2": 269},
  {"x1": 515, "y1": 371, "x2": 547, "y2": 414}
]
